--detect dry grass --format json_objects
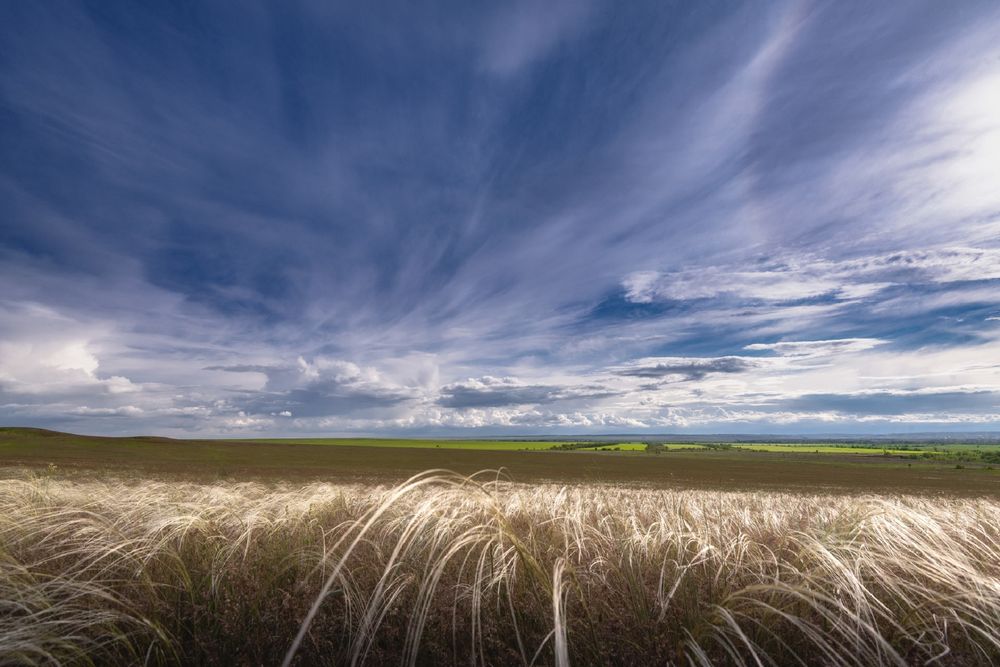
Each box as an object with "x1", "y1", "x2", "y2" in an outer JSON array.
[{"x1": 0, "y1": 470, "x2": 998, "y2": 666}]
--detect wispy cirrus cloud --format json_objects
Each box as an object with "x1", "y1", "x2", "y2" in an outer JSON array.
[
  {"x1": 622, "y1": 247, "x2": 1000, "y2": 305},
  {"x1": 744, "y1": 339, "x2": 886, "y2": 358}
]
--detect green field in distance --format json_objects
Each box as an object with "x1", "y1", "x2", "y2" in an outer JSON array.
[{"x1": 730, "y1": 443, "x2": 937, "y2": 455}]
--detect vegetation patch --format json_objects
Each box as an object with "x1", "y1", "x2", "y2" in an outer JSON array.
[{"x1": 1, "y1": 471, "x2": 998, "y2": 665}]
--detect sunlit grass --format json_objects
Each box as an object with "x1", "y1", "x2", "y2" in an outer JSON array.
[{"x1": 1, "y1": 471, "x2": 998, "y2": 665}]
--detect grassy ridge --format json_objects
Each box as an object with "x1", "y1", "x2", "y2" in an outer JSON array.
[{"x1": 1, "y1": 472, "x2": 998, "y2": 665}]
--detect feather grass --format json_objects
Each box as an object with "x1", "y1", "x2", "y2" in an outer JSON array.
[{"x1": 0, "y1": 470, "x2": 997, "y2": 665}]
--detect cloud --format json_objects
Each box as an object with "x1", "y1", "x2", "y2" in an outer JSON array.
[
  {"x1": 437, "y1": 376, "x2": 615, "y2": 408},
  {"x1": 0, "y1": 303, "x2": 140, "y2": 400},
  {"x1": 216, "y1": 357, "x2": 419, "y2": 419},
  {"x1": 622, "y1": 247, "x2": 1000, "y2": 305},
  {"x1": 402, "y1": 406, "x2": 649, "y2": 430},
  {"x1": 613, "y1": 356, "x2": 760, "y2": 380},
  {"x1": 744, "y1": 339, "x2": 885, "y2": 357},
  {"x1": 70, "y1": 405, "x2": 144, "y2": 417},
  {"x1": 784, "y1": 389, "x2": 1000, "y2": 416},
  {"x1": 219, "y1": 411, "x2": 275, "y2": 432},
  {"x1": 622, "y1": 269, "x2": 840, "y2": 304}
]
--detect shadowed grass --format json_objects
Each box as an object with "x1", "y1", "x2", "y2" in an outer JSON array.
[{"x1": 0, "y1": 471, "x2": 998, "y2": 665}]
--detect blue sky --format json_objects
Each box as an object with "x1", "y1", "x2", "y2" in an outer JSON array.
[{"x1": 2, "y1": 1, "x2": 1000, "y2": 436}]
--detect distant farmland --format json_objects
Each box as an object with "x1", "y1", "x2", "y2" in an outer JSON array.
[
  {"x1": 247, "y1": 437, "x2": 649, "y2": 451},
  {"x1": 1, "y1": 428, "x2": 997, "y2": 495}
]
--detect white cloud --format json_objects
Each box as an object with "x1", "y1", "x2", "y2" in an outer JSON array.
[
  {"x1": 622, "y1": 246, "x2": 1000, "y2": 306},
  {"x1": 623, "y1": 268, "x2": 839, "y2": 303},
  {"x1": 219, "y1": 411, "x2": 274, "y2": 431},
  {"x1": 71, "y1": 405, "x2": 144, "y2": 417},
  {"x1": 0, "y1": 304, "x2": 139, "y2": 398},
  {"x1": 744, "y1": 338, "x2": 885, "y2": 357}
]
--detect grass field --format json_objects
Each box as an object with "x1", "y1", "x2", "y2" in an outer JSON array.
[
  {"x1": 1, "y1": 471, "x2": 998, "y2": 666},
  {"x1": 637, "y1": 442, "x2": 940, "y2": 455},
  {"x1": 1, "y1": 428, "x2": 998, "y2": 495},
  {"x1": 729, "y1": 443, "x2": 937, "y2": 455},
  {"x1": 249, "y1": 438, "x2": 1000, "y2": 458},
  {"x1": 725, "y1": 441, "x2": 1000, "y2": 464},
  {"x1": 2, "y1": 429, "x2": 1000, "y2": 664},
  {"x1": 247, "y1": 438, "x2": 649, "y2": 451}
]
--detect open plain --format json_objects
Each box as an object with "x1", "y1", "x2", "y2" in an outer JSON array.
[{"x1": 2, "y1": 428, "x2": 999, "y2": 665}]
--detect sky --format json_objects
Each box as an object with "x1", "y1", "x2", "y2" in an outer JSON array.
[{"x1": 2, "y1": 1, "x2": 1000, "y2": 437}]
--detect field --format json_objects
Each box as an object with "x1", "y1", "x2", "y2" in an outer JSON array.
[
  {"x1": 248, "y1": 438, "x2": 649, "y2": 451},
  {"x1": 2, "y1": 428, "x2": 999, "y2": 665},
  {"x1": 730, "y1": 443, "x2": 934, "y2": 455},
  {"x1": 2, "y1": 428, "x2": 999, "y2": 494},
  {"x1": 2, "y1": 471, "x2": 999, "y2": 666}
]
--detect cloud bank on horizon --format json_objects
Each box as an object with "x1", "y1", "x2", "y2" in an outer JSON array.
[{"x1": 2, "y1": 1, "x2": 1000, "y2": 436}]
